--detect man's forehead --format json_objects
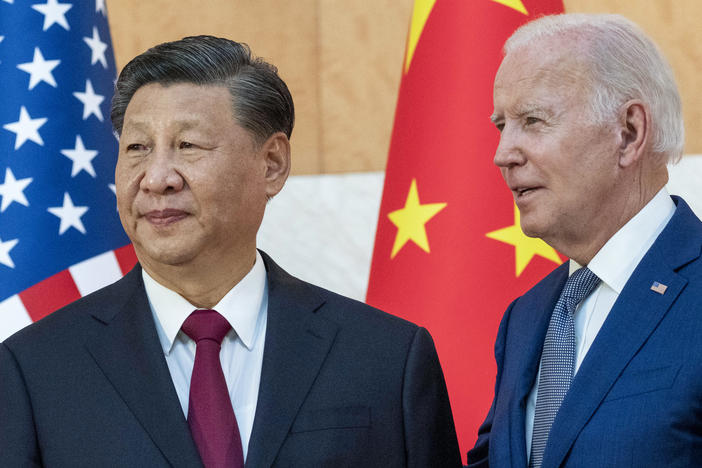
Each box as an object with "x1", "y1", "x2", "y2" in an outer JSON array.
[
  {"x1": 121, "y1": 83, "x2": 234, "y2": 127},
  {"x1": 494, "y1": 45, "x2": 587, "y2": 109},
  {"x1": 501, "y1": 33, "x2": 589, "y2": 76},
  {"x1": 127, "y1": 82, "x2": 231, "y2": 108},
  {"x1": 496, "y1": 64, "x2": 580, "y2": 94},
  {"x1": 121, "y1": 116, "x2": 204, "y2": 132}
]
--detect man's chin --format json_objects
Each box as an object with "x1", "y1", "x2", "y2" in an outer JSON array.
[
  {"x1": 519, "y1": 219, "x2": 548, "y2": 240},
  {"x1": 133, "y1": 242, "x2": 199, "y2": 269}
]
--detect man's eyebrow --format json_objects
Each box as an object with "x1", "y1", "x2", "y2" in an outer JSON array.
[
  {"x1": 122, "y1": 118, "x2": 202, "y2": 132},
  {"x1": 121, "y1": 119, "x2": 149, "y2": 132},
  {"x1": 515, "y1": 105, "x2": 550, "y2": 118},
  {"x1": 490, "y1": 105, "x2": 550, "y2": 124}
]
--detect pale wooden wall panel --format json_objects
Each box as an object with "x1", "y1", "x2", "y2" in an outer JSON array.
[
  {"x1": 318, "y1": 0, "x2": 412, "y2": 173},
  {"x1": 107, "y1": 1, "x2": 701, "y2": 174}
]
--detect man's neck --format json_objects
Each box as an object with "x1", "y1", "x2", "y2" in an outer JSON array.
[
  {"x1": 139, "y1": 249, "x2": 258, "y2": 308},
  {"x1": 555, "y1": 174, "x2": 668, "y2": 266}
]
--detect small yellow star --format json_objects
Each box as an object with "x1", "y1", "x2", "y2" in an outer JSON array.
[
  {"x1": 388, "y1": 179, "x2": 447, "y2": 259},
  {"x1": 486, "y1": 203, "x2": 562, "y2": 276}
]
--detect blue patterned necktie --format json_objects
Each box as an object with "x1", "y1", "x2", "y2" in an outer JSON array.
[{"x1": 529, "y1": 267, "x2": 601, "y2": 468}]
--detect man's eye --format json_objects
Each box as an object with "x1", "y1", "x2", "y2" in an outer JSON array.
[
  {"x1": 179, "y1": 141, "x2": 194, "y2": 149},
  {"x1": 126, "y1": 143, "x2": 145, "y2": 151},
  {"x1": 525, "y1": 116, "x2": 541, "y2": 126}
]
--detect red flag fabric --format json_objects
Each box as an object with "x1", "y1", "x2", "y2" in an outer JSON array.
[{"x1": 366, "y1": 0, "x2": 564, "y2": 459}]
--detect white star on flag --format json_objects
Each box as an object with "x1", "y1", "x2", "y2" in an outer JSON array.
[
  {"x1": 73, "y1": 79, "x2": 104, "y2": 121},
  {"x1": 0, "y1": 168, "x2": 33, "y2": 212},
  {"x1": 48, "y1": 192, "x2": 89, "y2": 235},
  {"x1": 0, "y1": 238, "x2": 19, "y2": 269},
  {"x1": 2, "y1": 106, "x2": 48, "y2": 150},
  {"x1": 1, "y1": 0, "x2": 13, "y2": 4},
  {"x1": 31, "y1": 0, "x2": 73, "y2": 32},
  {"x1": 96, "y1": 0, "x2": 106, "y2": 15},
  {"x1": 60, "y1": 135, "x2": 98, "y2": 177},
  {"x1": 83, "y1": 26, "x2": 108, "y2": 68},
  {"x1": 17, "y1": 47, "x2": 61, "y2": 90}
]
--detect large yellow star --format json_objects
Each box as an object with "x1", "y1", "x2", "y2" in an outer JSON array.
[
  {"x1": 388, "y1": 179, "x2": 447, "y2": 258},
  {"x1": 404, "y1": 0, "x2": 527, "y2": 74},
  {"x1": 486, "y1": 203, "x2": 562, "y2": 276},
  {"x1": 491, "y1": 0, "x2": 528, "y2": 15},
  {"x1": 404, "y1": 0, "x2": 437, "y2": 73}
]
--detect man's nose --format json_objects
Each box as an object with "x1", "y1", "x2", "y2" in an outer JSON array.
[
  {"x1": 493, "y1": 125, "x2": 526, "y2": 169},
  {"x1": 139, "y1": 147, "x2": 184, "y2": 194}
]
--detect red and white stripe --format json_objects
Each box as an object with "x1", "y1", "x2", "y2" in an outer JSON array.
[{"x1": 0, "y1": 244, "x2": 137, "y2": 341}]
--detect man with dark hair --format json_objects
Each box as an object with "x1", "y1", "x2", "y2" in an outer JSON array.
[
  {"x1": 467, "y1": 14, "x2": 702, "y2": 468},
  {"x1": 0, "y1": 36, "x2": 461, "y2": 467}
]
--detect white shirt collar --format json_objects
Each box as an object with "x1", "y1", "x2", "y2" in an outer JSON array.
[
  {"x1": 569, "y1": 188, "x2": 676, "y2": 293},
  {"x1": 143, "y1": 250, "x2": 267, "y2": 354}
]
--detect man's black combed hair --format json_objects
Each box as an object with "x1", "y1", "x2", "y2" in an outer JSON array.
[{"x1": 111, "y1": 35, "x2": 294, "y2": 144}]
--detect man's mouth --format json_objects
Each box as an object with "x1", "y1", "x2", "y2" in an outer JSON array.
[
  {"x1": 512, "y1": 186, "x2": 541, "y2": 199},
  {"x1": 144, "y1": 209, "x2": 188, "y2": 225},
  {"x1": 516, "y1": 187, "x2": 538, "y2": 197}
]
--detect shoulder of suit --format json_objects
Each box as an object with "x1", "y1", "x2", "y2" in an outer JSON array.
[
  {"x1": 260, "y1": 251, "x2": 421, "y2": 335},
  {"x1": 289, "y1": 271, "x2": 420, "y2": 330},
  {"x1": 3, "y1": 264, "x2": 143, "y2": 350},
  {"x1": 519, "y1": 262, "x2": 570, "y2": 300}
]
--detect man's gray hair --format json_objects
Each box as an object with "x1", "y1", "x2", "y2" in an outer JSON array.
[
  {"x1": 111, "y1": 35, "x2": 294, "y2": 146},
  {"x1": 505, "y1": 14, "x2": 684, "y2": 163}
]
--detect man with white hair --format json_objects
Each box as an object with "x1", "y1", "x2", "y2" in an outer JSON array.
[{"x1": 467, "y1": 13, "x2": 702, "y2": 467}]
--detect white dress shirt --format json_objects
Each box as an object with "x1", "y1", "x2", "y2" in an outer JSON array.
[
  {"x1": 143, "y1": 250, "x2": 268, "y2": 462},
  {"x1": 525, "y1": 188, "x2": 676, "y2": 459}
]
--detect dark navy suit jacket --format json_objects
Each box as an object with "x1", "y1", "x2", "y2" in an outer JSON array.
[
  {"x1": 0, "y1": 251, "x2": 461, "y2": 467},
  {"x1": 467, "y1": 197, "x2": 702, "y2": 467}
]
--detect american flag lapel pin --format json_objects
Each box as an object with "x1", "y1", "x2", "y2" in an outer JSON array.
[{"x1": 650, "y1": 281, "x2": 668, "y2": 295}]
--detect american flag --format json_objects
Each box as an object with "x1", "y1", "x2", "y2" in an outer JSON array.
[
  {"x1": 0, "y1": 0, "x2": 136, "y2": 341},
  {"x1": 650, "y1": 281, "x2": 668, "y2": 295}
]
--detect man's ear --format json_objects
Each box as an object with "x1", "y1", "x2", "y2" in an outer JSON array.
[
  {"x1": 618, "y1": 100, "x2": 650, "y2": 168},
  {"x1": 261, "y1": 132, "x2": 291, "y2": 198}
]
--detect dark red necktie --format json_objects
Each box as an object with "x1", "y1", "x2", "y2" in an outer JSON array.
[{"x1": 182, "y1": 309, "x2": 244, "y2": 468}]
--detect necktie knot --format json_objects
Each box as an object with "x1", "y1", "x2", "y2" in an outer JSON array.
[
  {"x1": 562, "y1": 267, "x2": 601, "y2": 311},
  {"x1": 182, "y1": 309, "x2": 231, "y2": 345}
]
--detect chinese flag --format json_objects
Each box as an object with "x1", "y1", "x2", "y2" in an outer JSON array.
[{"x1": 366, "y1": 0, "x2": 564, "y2": 460}]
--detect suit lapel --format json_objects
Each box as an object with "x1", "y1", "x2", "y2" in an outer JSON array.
[
  {"x1": 506, "y1": 264, "x2": 568, "y2": 467},
  {"x1": 245, "y1": 252, "x2": 339, "y2": 468},
  {"x1": 544, "y1": 197, "x2": 702, "y2": 467},
  {"x1": 85, "y1": 266, "x2": 203, "y2": 468}
]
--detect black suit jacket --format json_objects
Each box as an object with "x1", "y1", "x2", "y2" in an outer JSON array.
[{"x1": 1, "y1": 251, "x2": 461, "y2": 467}]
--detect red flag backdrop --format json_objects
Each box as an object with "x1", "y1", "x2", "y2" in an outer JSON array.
[{"x1": 366, "y1": 0, "x2": 564, "y2": 459}]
